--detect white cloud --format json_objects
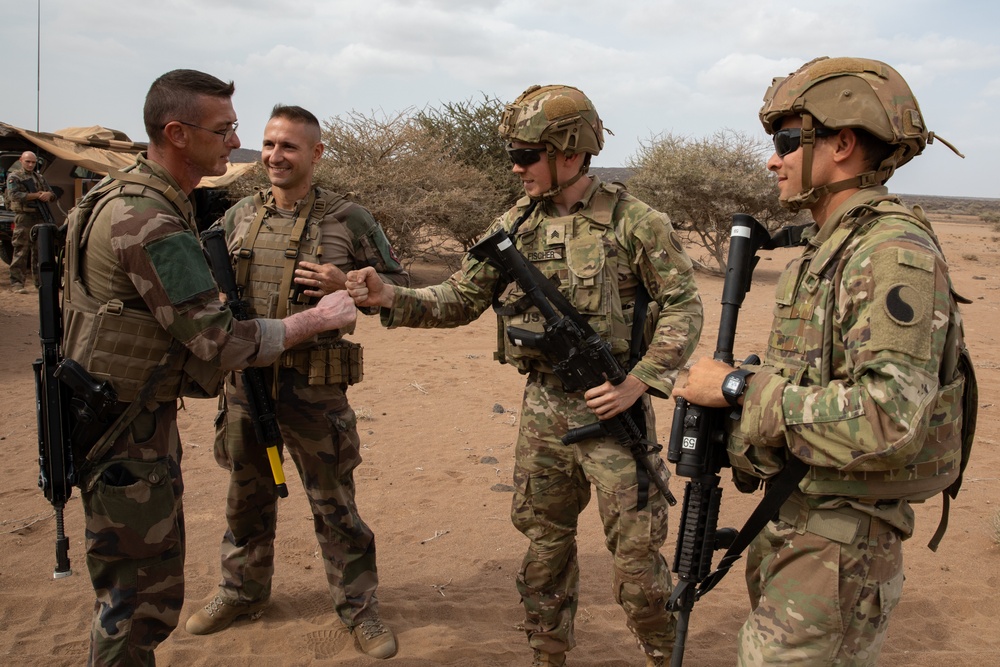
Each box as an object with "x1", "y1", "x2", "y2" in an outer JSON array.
[{"x1": 1, "y1": 0, "x2": 997, "y2": 197}]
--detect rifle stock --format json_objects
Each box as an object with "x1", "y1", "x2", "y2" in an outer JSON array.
[
  {"x1": 665, "y1": 213, "x2": 774, "y2": 666},
  {"x1": 469, "y1": 226, "x2": 676, "y2": 507},
  {"x1": 201, "y1": 228, "x2": 288, "y2": 498}
]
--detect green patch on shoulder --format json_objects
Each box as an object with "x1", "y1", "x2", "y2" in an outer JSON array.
[{"x1": 145, "y1": 232, "x2": 216, "y2": 306}]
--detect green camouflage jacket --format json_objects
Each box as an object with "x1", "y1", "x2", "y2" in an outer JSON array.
[
  {"x1": 66, "y1": 154, "x2": 285, "y2": 378},
  {"x1": 6, "y1": 163, "x2": 52, "y2": 213},
  {"x1": 222, "y1": 185, "x2": 409, "y2": 334}
]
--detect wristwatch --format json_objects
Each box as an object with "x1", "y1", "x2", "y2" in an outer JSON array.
[{"x1": 721, "y1": 368, "x2": 755, "y2": 409}]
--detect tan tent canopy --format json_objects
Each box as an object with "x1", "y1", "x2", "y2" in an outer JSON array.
[{"x1": 0, "y1": 121, "x2": 254, "y2": 187}]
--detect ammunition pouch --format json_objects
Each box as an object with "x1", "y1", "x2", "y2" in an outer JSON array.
[
  {"x1": 63, "y1": 296, "x2": 223, "y2": 403},
  {"x1": 280, "y1": 339, "x2": 363, "y2": 386}
]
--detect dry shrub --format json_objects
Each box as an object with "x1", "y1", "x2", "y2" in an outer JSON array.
[
  {"x1": 626, "y1": 130, "x2": 801, "y2": 274},
  {"x1": 316, "y1": 110, "x2": 506, "y2": 265}
]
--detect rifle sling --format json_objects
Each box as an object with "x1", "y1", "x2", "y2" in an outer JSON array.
[
  {"x1": 696, "y1": 456, "x2": 809, "y2": 598},
  {"x1": 627, "y1": 283, "x2": 653, "y2": 510}
]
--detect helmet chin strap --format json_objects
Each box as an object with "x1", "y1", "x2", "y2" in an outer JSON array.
[
  {"x1": 535, "y1": 145, "x2": 588, "y2": 200},
  {"x1": 780, "y1": 114, "x2": 887, "y2": 213}
]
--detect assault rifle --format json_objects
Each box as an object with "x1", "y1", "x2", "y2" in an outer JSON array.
[
  {"x1": 468, "y1": 224, "x2": 676, "y2": 508},
  {"x1": 31, "y1": 222, "x2": 74, "y2": 579},
  {"x1": 201, "y1": 228, "x2": 288, "y2": 498},
  {"x1": 665, "y1": 214, "x2": 807, "y2": 666},
  {"x1": 23, "y1": 178, "x2": 57, "y2": 226},
  {"x1": 32, "y1": 223, "x2": 118, "y2": 578}
]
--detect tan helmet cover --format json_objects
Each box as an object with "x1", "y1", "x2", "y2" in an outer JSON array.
[
  {"x1": 760, "y1": 57, "x2": 928, "y2": 179},
  {"x1": 498, "y1": 84, "x2": 605, "y2": 156}
]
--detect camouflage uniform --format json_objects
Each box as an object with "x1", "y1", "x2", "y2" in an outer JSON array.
[
  {"x1": 63, "y1": 154, "x2": 286, "y2": 666},
  {"x1": 383, "y1": 177, "x2": 703, "y2": 657},
  {"x1": 729, "y1": 187, "x2": 966, "y2": 665},
  {"x1": 211, "y1": 187, "x2": 407, "y2": 626},
  {"x1": 5, "y1": 162, "x2": 53, "y2": 287}
]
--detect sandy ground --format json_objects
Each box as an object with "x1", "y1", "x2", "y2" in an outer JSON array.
[{"x1": 0, "y1": 220, "x2": 997, "y2": 666}]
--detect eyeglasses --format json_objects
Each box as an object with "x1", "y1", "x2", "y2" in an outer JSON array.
[
  {"x1": 507, "y1": 146, "x2": 546, "y2": 167},
  {"x1": 173, "y1": 120, "x2": 239, "y2": 143},
  {"x1": 772, "y1": 127, "x2": 836, "y2": 158}
]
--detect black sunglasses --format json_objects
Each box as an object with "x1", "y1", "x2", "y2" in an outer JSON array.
[
  {"x1": 773, "y1": 127, "x2": 836, "y2": 158},
  {"x1": 507, "y1": 147, "x2": 546, "y2": 167}
]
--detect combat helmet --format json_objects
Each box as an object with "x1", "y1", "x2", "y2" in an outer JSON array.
[
  {"x1": 759, "y1": 56, "x2": 962, "y2": 211},
  {"x1": 498, "y1": 84, "x2": 605, "y2": 199}
]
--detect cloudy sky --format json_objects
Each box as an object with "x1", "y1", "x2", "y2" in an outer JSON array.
[{"x1": 3, "y1": 0, "x2": 997, "y2": 198}]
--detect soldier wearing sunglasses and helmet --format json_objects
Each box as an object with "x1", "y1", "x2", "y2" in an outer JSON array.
[
  {"x1": 674, "y1": 57, "x2": 973, "y2": 665},
  {"x1": 347, "y1": 84, "x2": 703, "y2": 666}
]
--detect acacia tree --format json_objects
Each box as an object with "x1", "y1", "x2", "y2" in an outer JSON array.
[
  {"x1": 415, "y1": 94, "x2": 522, "y2": 209},
  {"x1": 315, "y1": 109, "x2": 506, "y2": 264},
  {"x1": 626, "y1": 130, "x2": 800, "y2": 274}
]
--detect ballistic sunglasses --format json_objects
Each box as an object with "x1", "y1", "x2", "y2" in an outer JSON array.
[
  {"x1": 772, "y1": 127, "x2": 836, "y2": 158},
  {"x1": 507, "y1": 146, "x2": 547, "y2": 166}
]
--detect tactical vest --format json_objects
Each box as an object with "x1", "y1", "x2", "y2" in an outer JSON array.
[
  {"x1": 7, "y1": 169, "x2": 46, "y2": 213},
  {"x1": 737, "y1": 197, "x2": 975, "y2": 506},
  {"x1": 62, "y1": 167, "x2": 224, "y2": 404},
  {"x1": 233, "y1": 188, "x2": 362, "y2": 386},
  {"x1": 495, "y1": 184, "x2": 633, "y2": 373}
]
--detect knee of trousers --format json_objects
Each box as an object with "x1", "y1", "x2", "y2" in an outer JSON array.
[
  {"x1": 613, "y1": 567, "x2": 670, "y2": 620},
  {"x1": 519, "y1": 542, "x2": 578, "y2": 593}
]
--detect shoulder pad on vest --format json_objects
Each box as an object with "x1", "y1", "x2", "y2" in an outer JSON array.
[{"x1": 586, "y1": 181, "x2": 627, "y2": 227}]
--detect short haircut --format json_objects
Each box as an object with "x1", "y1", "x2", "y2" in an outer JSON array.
[
  {"x1": 270, "y1": 104, "x2": 322, "y2": 141},
  {"x1": 270, "y1": 104, "x2": 320, "y2": 129},
  {"x1": 144, "y1": 69, "x2": 235, "y2": 145}
]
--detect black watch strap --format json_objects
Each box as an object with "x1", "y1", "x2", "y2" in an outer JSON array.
[{"x1": 722, "y1": 368, "x2": 755, "y2": 409}]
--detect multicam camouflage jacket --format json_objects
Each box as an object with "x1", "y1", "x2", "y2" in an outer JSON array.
[
  {"x1": 383, "y1": 177, "x2": 703, "y2": 399},
  {"x1": 730, "y1": 186, "x2": 970, "y2": 535},
  {"x1": 62, "y1": 154, "x2": 285, "y2": 403}
]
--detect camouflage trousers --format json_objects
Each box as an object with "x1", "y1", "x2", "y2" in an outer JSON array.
[
  {"x1": 212, "y1": 368, "x2": 379, "y2": 626},
  {"x1": 9, "y1": 212, "x2": 41, "y2": 286},
  {"x1": 738, "y1": 508, "x2": 904, "y2": 665},
  {"x1": 80, "y1": 401, "x2": 185, "y2": 667},
  {"x1": 511, "y1": 376, "x2": 676, "y2": 658}
]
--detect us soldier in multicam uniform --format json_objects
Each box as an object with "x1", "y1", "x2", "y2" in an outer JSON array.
[
  {"x1": 674, "y1": 57, "x2": 971, "y2": 666},
  {"x1": 347, "y1": 84, "x2": 703, "y2": 667},
  {"x1": 184, "y1": 105, "x2": 408, "y2": 660},
  {"x1": 61, "y1": 71, "x2": 357, "y2": 667},
  {"x1": 6, "y1": 150, "x2": 56, "y2": 292}
]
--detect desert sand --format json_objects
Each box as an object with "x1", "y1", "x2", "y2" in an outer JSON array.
[{"x1": 0, "y1": 219, "x2": 997, "y2": 666}]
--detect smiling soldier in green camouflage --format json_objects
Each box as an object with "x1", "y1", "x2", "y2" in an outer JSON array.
[
  {"x1": 184, "y1": 105, "x2": 408, "y2": 660},
  {"x1": 674, "y1": 57, "x2": 973, "y2": 666},
  {"x1": 61, "y1": 70, "x2": 357, "y2": 666},
  {"x1": 347, "y1": 84, "x2": 703, "y2": 667}
]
